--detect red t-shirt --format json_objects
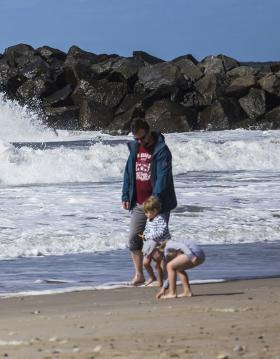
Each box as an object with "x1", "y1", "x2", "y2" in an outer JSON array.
[{"x1": 135, "y1": 145, "x2": 154, "y2": 205}]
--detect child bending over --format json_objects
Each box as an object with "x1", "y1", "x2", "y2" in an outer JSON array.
[
  {"x1": 156, "y1": 239, "x2": 205, "y2": 299},
  {"x1": 139, "y1": 196, "x2": 171, "y2": 287}
]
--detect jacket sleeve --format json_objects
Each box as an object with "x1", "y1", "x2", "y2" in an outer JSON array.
[
  {"x1": 122, "y1": 158, "x2": 130, "y2": 202},
  {"x1": 152, "y1": 147, "x2": 173, "y2": 200}
]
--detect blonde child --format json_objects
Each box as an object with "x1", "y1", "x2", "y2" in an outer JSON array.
[
  {"x1": 156, "y1": 239, "x2": 205, "y2": 299},
  {"x1": 139, "y1": 196, "x2": 171, "y2": 287}
]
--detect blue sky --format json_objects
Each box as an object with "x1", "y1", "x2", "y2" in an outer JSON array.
[{"x1": 0, "y1": 0, "x2": 279, "y2": 62}]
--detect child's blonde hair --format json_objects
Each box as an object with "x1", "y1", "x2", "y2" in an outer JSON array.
[{"x1": 143, "y1": 196, "x2": 161, "y2": 213}]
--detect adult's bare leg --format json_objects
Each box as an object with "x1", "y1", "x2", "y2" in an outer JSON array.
[{"x1": 131, "y1": 250, "x2": 145, "y2": 285}]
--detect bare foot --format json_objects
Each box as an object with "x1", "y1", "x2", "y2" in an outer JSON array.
[
  {"x1": 177, "y1": 291, "x2": 193, "y2": 298},
  {"x1": 156, "y1": 288, "x2": 166, "y2": 299},
  {"x1": 131, "y1": 274, "x2": 145, "y2": 286},
  {"x1": 145, "y1": 278, "x2": 156, "y2": 287},
  {"x1": 160, "y1": 293, "x2": 177, "y2": 299}
]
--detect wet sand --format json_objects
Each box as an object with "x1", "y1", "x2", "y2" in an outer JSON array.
[{"x1": 0, "y1": 278, "x2": 279, "y2": 359}]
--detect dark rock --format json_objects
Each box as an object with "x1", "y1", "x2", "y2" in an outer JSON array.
[
  {"x1": 227, "y1": 66, "x2": 258, "y2": 78},
  {"x1": 199, "y1": 55, "x2": 225, "y2": 74},
  {"x1": 145, "y1": 99, "x2": 192, "y2": 132},
  {"x1": 181, "y1": 90, "x2": 204, "y2": 108},
  {"x1": 44, "y1": 106, "x2": 80, "y2": 129},
  {"x1": 43, "y1": 84, "x2": 73, "y2": 107},
  {"x1": 172, "y1": 54, "x2": 198, "y2": 65},
  {"x1": 271, "y1": 63, "x2": 280, "y2": 73},
  {"x1": 240, "y1": 61, "x2": 273, "y2": 72},
  {"x1": 110, "y1": 57, "x2": 144, "y2": 80},
  {"x1": 18, "y1": 57, "x2": 50, "y2": 80},
  {"x1": 16, "y1": 77, "x2": 51, "y2": 100},
  {"x1": 105, "y1": 106, "x2": 142, "y2": 135},
  {"x1": 36, "y1": 46, "x2": 67, "y2": 62},
  {"x1": 226, "y1": 75, "x2": 257, "y2": 97},
  {"x1": 132, "y1": 51, "x2": 164, "y2": 65},
  {"x1": 259, "y1": 72, "x2": 280, "y2": 96},
  {"x1": 194, "y1": 73, "x2": 229, "y2": 106},
  {"x1": 3, "y1": 43, "x2": 35, "y2": 67},
  {"x1": 217, "y1": 54, "x2": 240, "y2": 72},
  {"x1": 239, "y1": 88, "x2": 266, "y2": 119},
  {"x1": 65, "y1": 45, "x2": 100, "y2": 67},
  {"x1": 198, "y1": 98, "x2": 246, "y2": 130},
  {"x1": 72, "y1": 78, "x2": 127, "y2": 108},
  {"x1": 115, "y1": 93, "x2": 145, "y2": 115},
  {"x1": 138, "y1": 62, "x2": 185, "y2": 91},
  {"x1": 173, "y1": 58, "x2": 203, "y2": 83},
  {"x1": 0, "y1": 58, "x2": 11, "y2": 89},
  {"x1": 79, "y1": 99, "x2": 113, "y2": 130},
  {"x1": 265, "y1": 105, "x2": 280, "y2": 129}
]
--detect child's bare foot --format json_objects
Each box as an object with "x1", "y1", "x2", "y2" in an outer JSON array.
[
  {"x1": 160, "y1": 293, "x2": 177, "y2": 299},
  {"x1": 145, "y1": 278, "x2": 156, "y2": 286},
  {"x1": 131, "y1": 274, "x2": 145, "y2": 286},
  {"x1": 177, "y1": 291, "x2": 193, "y2": 298}
]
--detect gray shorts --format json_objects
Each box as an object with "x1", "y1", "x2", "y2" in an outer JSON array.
[{"x1": 128, "y1": 204, "x2": 170, "y2": 251}]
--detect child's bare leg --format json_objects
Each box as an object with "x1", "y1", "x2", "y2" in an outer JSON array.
[
  {"x1": 177, "y1": 271, "x2": 193, "y2": 297},
  {"x1": 161, "y1": 254, "x2": 192, "y2": 299},
  {"x1": 143, "y1": 257, "x2": 156, "y2": 285},
  {"x1": 155, "y1": 261, "x2": 163, "y2": 287},
  {"x1": 161, "y1": 261, "x2": 177, "y2": 299},
  {"x1": 152, "y1": 250, "x2": 164, "y2": 287}
]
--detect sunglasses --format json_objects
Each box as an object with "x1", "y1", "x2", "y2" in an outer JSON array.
[{"x1": 133, "y1": 132, "x2": 148, "y2": 142}]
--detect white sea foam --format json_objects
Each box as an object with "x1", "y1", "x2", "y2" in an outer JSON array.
[{"x1": 1, "y1": 93, "x2": 280, "y2": 261}]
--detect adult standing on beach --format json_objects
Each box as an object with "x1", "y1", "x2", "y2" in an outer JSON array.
[{"x1": 122, "y1": 118, "x2": 177, "y2": 285}]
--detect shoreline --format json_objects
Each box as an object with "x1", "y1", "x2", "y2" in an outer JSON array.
[{"x1": 0, "y1": 277, "x2": 279, "y2": 358}]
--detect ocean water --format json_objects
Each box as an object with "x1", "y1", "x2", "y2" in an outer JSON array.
[{"x1": 0, "y1": 93, "x2": 280, "y2": 296}]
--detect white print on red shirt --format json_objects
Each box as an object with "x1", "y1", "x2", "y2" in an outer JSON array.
[{"x1": 136, "y1": 152, "x2": 152, "y2": 182}]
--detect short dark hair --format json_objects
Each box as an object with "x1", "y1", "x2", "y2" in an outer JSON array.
[{"x1": 131, "y1": 117, "x2": 150, "y2": 134}]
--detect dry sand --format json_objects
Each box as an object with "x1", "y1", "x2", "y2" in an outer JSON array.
[{"x1": 0, "y1": 278, "x2": 279, "y2": 359}]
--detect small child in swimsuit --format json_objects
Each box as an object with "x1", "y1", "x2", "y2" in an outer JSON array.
[
  {"x1": 156, "y1": 239, "x2": 205, "y2": 299},
  {"x1": 139, "y1": 196, "x2": 171, "y2": 287}
]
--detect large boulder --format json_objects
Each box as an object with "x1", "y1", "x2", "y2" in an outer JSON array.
[
  {"x1": 16, "y1": 77, "x2": 53, "y2": 100},
  {"x1": 79, "y1": 99, "x2": 113, "y2": 130},
  {"x1": 172, "y1": 58, "x2": 203, "y2": 83},
  {"x1": 132, "y1": 51, "x2": 163, "y2": 65},
  {"x1": 199, "y1": 55, "x2": 225, "y2": 74},
  {"x1": 227, "y1": 66, "x2": 258, "y2": 78},
  {"x1": 217, "y1": 54, "x2": 240, "y2": 72},
  {"x1": 239, "y1": 88, "x2": 266, "y2": 119},
  {"x1": 138, "y1": 62, "x2": 185, "y2": 91},
  {"x1": 3, "y1": 44, "x2": 35, "y2": 67},
  {"x1": 0, "y1": 58, "x2": 11, "y2": 89},
  {"x1": 259, "y1": 72, "x2": 280, "y2": 97},
  {"x1": 43, "y1": 84, "x2": 73, "y2": 107},
  {"x1": 44, "y1": 106, "x2": 80, "y2": 129},
  {"x1": 264, "y1": 105, "x2": 280, "y2": 129},
  {"x1": 145, "y1": 99, "x2": 192, "y2": 132},
  {"x1": 115, "y1": 93, "x2": 145, "y2": 116},
  {"x1": 197, "y1": 98, "x2": 246, "y2": 130},
  {"x1": 194, "y1": 73, "x2": 229, "y2": 106},
  {"x1": 225, "y1": 75, "x2": 257, "y2": 97},
  {"x1": 72, "y1": 78, "x2": 127, "y2": 108}
]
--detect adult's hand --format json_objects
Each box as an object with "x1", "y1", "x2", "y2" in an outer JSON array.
[{"x1": 122, "y1": 201, "x2": 130, "y2": 210}]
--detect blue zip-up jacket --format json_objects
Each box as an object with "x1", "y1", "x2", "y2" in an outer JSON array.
[{"x1": 122, "y1": 131, "x2": 177, "y2": 212}]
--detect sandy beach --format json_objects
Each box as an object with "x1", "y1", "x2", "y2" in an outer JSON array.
[{"x1": 0, "y1": 278, "x2": 279, "y2": 359}]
